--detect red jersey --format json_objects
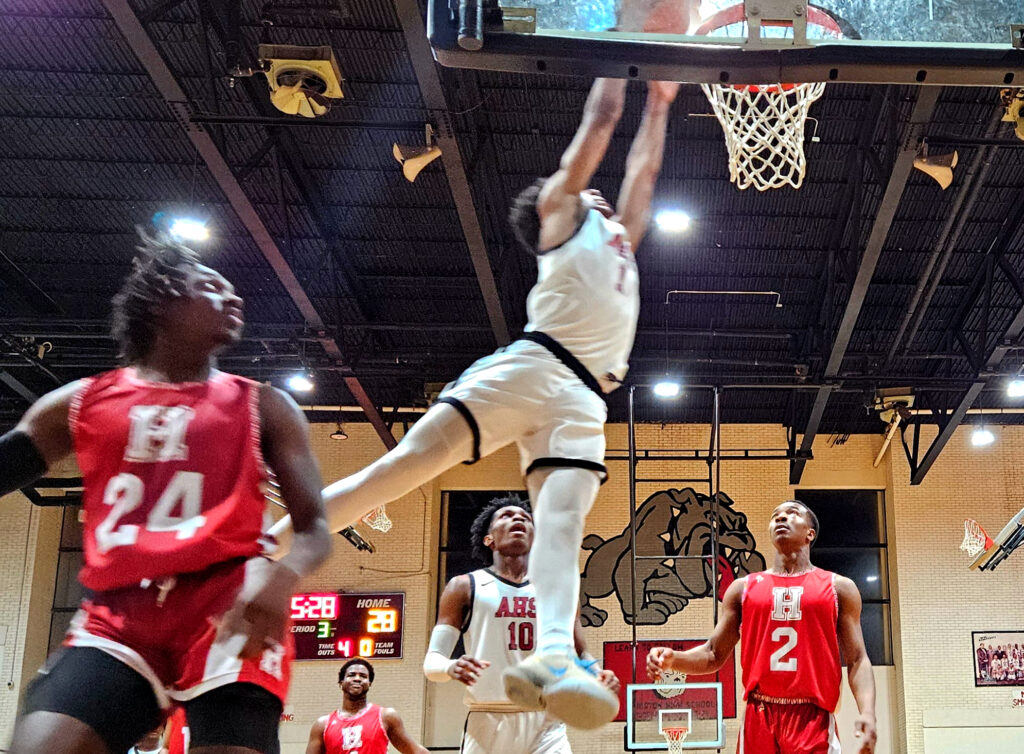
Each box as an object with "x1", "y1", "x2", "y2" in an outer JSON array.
[
  {"x1": 70, "y1": 368, "x2": 268, "y2": 591},
  {"x1": 323, "y1": 704, "x2": 390, "y2": 754},
  {"x1": 740, "y1": 568, "x2": 841, "y2": 711}
]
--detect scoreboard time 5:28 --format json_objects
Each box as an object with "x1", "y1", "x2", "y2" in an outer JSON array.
[{"x1": 289, "y1": 592, "x2": 405, "y2": 661}]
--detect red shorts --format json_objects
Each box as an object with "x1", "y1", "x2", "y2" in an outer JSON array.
[
  {"x1": 739, "y1": 699, "x2": 840, "y2": 754},
  {"x1": 65, "y1": 558, "x2": 292, "y2": 707}
]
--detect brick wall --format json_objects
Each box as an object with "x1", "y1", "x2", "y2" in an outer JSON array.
[{"x1": 1, "y1": 422, "x2": 1020, "y2": 754}]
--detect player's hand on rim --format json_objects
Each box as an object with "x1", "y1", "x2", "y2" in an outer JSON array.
[
  {"x1": 648, "y1": 80, "x2": 680, "y2": 103},
  {"x1": 646, "y1": 646, "x2": 675, "y2": 681},
  {"x1": 854, "y1": 713, "x2": 877, "y2": 753},
  {"x1": 217, "y1": 556, "x2": 299, "y2": 659},
  {"x1": 448, "y1": 655, "x2": 490, "y2": 686}
]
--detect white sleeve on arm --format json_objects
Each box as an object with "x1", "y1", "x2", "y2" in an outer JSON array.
[{"x1": 423, "y1": 624, "x2": 461, "y2": 682}]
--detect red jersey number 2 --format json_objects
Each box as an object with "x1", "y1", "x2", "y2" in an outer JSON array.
[{"x1": 611, "y1": 234, "x2": 633, "y2": 293}]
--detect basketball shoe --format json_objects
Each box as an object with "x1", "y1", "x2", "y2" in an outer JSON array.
[{"x1": 502, "y1": 653, "x2": 619, "y2": 729}]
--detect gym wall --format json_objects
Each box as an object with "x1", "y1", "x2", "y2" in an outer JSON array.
[{"x1": 1, "y1": 423, "x2": 1022, "y2": 754}]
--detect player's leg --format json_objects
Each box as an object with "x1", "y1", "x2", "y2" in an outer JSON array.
[
  {"x1": 771, "y1": 702, "x2": 838, "y2": 754},
  {"x1": 183, "y1": 682, "x2": 282, "y2": 754},
  {"x1": 503, "y1": 466, "x2": 618, "y2": 729},
  {"x1": 528, "y1": 712, "x2": 571, "y2": 754},
  {"x1": 12, "y1": 647, "x2": 162, "y2": 754},
  {"x1": 737, "y1": 701, "x2": 780, "y2": 754},
  {"x1": 316, "y1": 402, "x2": 474, "y2": 533}
]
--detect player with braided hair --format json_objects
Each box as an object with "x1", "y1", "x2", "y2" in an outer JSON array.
[{"x1": 1, "y1": 229, "x2": 331, "y2": 754}]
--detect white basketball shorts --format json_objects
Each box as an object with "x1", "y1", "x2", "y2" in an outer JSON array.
[
  {"x1": 437, "y1": 339, "x2": 608, "y2": 480},
  {"x1": 461, "y1": 709, "x2": 571, "y2": 754}
]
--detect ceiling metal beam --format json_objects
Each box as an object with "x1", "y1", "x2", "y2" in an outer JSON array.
[
  {"x1": 392, "y1": 0, "x2": 509, "y2": 346},
  {"x1": 791, "y1": 87, "x2": 942, "y2": 484},
  {"x1": 100, "y1": 0, "x2": 396, "y2": 448},
  {"x1": 0, "y1": 370, "x2": 39, "y2": 403}
]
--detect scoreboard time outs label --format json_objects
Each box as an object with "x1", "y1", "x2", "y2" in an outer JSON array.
[{"x1": 289, "y1": 592, "x2": 405, "y2": 661}]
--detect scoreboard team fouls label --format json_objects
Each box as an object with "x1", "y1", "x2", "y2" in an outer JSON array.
[{"x1": 289, "y1": 592, "x2": 405, "y2": 661}]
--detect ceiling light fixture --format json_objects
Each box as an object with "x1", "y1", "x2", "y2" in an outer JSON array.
[
  {"x1": 653, "y1": 380, "x2": 682, "y2": 399},
  {"x1": 168, "y1": 217, "x2": 210, "y2": 242},
  {"x1": 330, "y1": 423, "x2": 348, "y2": 441},
  {"x1": 971, "y1": 427, "x2": 995, "y2": 447},
  {"x1": 655, "y1": 209, "x2": 691, "y2": 233},
  {"x1": 286, "y1": 373, "x2": 314, "y2": 393},
  {"x1": 1007, "y1": 379, "x2": 1024, "y2": 398}
]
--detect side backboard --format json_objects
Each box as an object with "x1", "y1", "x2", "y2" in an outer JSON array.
[{"x1": 626, "y1": 682, "x2": 725, "y2": 750}]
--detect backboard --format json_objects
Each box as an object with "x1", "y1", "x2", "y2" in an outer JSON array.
[
  {"x1": 428, "y1": 0, "x2": 1024, "y2": 86},
  {"x1": 626, "y1": 682, "x2": 725, "y2": 750}
]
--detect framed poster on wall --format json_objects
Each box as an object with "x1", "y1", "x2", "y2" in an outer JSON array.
[{"x1": 972, "y1": 631, "x2": 1024, "y2": 686}]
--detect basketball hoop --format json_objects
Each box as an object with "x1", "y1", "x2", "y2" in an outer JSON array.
[
  {"x1": 659, "y1": 709, "x2": 692, "y2": 753},
  {"x1": 662, "y1": 726, "x2": 690, "y2": 753},
  {"x1": 696, "y1": 5, "x2": 841, "y2": 191},
  {"x1": 362, "y1": 505, "x2": 393, "y2": 533},
  {"x1": 961, "y1": 518, "x2": 994, "y2": 558}
]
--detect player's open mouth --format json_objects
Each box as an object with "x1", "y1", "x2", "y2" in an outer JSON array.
[{"x1": 509, "y1": 524, "x2": 528, "y2": 534}]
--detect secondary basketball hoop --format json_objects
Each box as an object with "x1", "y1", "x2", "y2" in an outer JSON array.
[
  {"x1": 659, "y1": 709, "x2": 692, "y2": 753},
  {"x1": 696, "y1": 4, "x2": 842, "y2": 191},
  {"x1": 961, "y1": 518, "x2": 994, "y2": 559},
  {"x1": 362, "y1": 505, "x2": 393, "y2": 532}
]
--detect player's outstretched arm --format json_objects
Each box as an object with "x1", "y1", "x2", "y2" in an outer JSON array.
[
  {"x1": 615, "y1": 81, "x2": 678, "y2": 248},
  {"x1": 259, "y1": 385, "x2": 332, "y2": 578},
  {"x1": 0, "y1": 380, "x2": 81, "y2": 498},
  {"x1": 646, "y1": 577, "x2": 743, "y2": 679},
  {"x1": 537, "y1": 78, "x2": 627, "y2": 249},
  {"x1": 217, "y1": 386, "x2": 332, "y2": 659},
  {"x1": 424, "y1": 575, "x2": 490, "y2": 685},
  {"x1": 382, "y1": 708, "x2": 430, "y2": 754},
  {"x1": 304, "y1": 716, "x2": 328, "y2": 754},
  {"x1": 837, "y1": 575, "x2": 877, "y2": 754}
]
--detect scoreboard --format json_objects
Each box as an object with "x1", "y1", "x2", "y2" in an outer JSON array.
[{"x1": 289, "y1": 592, "x2": 405, "y2": 661}]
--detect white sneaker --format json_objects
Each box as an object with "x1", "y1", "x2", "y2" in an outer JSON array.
[{"x1": 502, "y1": 654, "x2": 619, "y2": 729}]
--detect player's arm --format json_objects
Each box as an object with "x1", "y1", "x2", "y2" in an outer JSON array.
[
  {"x1": 614, "y1": 81, "x2": 678, "y2": 248},
  {"x1": 304, "y1": 716, "x2": 328, "y2": 754},
  {"x1": 646, "y1": 577, "x2": 744, "y2": 678},
  {"x1": 424, "y1": 575, "x2": 489, "y2": 685},
  {"x1": 574, "y1": 615, "x2": 620, "y2": 692},
  {"x1": 218, "y1": 386, "x2": 332, "y2": 659},
  {"x1": 382, "y1": 708, "x2": 430, "y2": 754},
  {"x1": 0, "y1": 380, "x2": 81, "y2": 498},
  {"x1": 537, "y1": 78, "x2": 627, "y2": 249},
  {"x1": 259, "y1": 385, "x2": 332, "y2": 578},
  {"x1": 837, "y1": 575, "x2": 877, "y2": 753}
]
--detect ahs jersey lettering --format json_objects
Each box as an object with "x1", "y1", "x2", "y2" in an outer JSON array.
[{"x1": 740, "y1": 568, "x2": 841, "y2": 712}]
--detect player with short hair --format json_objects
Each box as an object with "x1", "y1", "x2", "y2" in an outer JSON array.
[
  {"x1": 269, "y1": 73, "x2": 678, "y2": 731},
  {"x1": 424, "y1": 495, "x2": 619, "y2": 753},
  {"x1": 648, "y1": 500, "x2": 877, "y2": 754},
  {"x1": 305, "y1": 659, "x2": 428, "y2": 754},
  {"x1": 2, "y1": 231, "x2": 332, "y2": 754}
]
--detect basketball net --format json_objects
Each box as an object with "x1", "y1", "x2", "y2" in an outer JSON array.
[
  {"x1": 961, "y1": 519, "x2": 994, "y2": 558},
  {"x1": 362, "y1": 506, "x2": 393, "y2": 533},
  {"x1": 700, "y1": 82, "x2": 825, "y2": 191},
  {"x1": 663, "y1": 726, "x2": 690, "y2": 754}
]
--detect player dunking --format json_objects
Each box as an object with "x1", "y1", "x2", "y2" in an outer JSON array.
[
  {"x1": 424, "y1": 495, "x2": 619, "y2": 753},
  {"x1": 1, "y1": 232, "x2": 332, "y2": 754},
  {"x1": 305, "y1": 659, "x2": 428, "y2": 754},
  {"x1": 647, "y1": 501, "x2": 878, "y2": 754},
  {"x1": 269, "y1": 75, "x2": 678, "y2": 729}
]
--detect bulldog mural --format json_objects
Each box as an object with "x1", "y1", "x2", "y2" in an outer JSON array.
[{"x1": 579, "y1": 488, "x2": 766, "y2": 626}]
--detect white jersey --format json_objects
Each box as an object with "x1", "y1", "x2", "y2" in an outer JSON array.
[
  {"x1": 462, "y1": 568, "x2": 537, "y2": 711},
  {"x1": 525, "y1": 208, "x2": 640, "y2": 391}
]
